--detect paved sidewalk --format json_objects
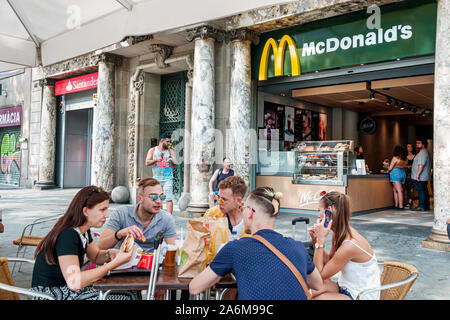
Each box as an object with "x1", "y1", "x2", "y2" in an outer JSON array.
[{"x1": 0, "y1": 188, "x2": 449, "y2": 300}]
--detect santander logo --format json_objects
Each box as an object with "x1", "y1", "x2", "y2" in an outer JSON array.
[
  {"x1": 55, "y1": 72, "x2": 98, "y2": 96},
  {"x1": 66, "y1": 80, "x2": 73, "y2": 92}
]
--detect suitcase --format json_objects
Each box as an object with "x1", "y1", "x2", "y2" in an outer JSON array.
[
  {"x1": 291, "y1": 217, "x2": 315, "y2": 260},
  {"x1": 147, "y1": 231, "x2": 165, "y2": 300}
]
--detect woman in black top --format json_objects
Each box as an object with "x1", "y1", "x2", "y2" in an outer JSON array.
[
  {"x1": 31, "y1": 186, "x2": 136, "y2": 300},
  {"x1": 208, "y1": 157, "x2": 236, "y2": 208}
]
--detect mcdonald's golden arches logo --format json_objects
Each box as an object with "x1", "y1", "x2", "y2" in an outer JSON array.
[{"x1": 258, "y1": 34, "x2": 301, "y2": 81}]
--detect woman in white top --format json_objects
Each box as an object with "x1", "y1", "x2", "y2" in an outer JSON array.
[{"x1": 309, "y1": 191, "x2": 380, "y2": 300}]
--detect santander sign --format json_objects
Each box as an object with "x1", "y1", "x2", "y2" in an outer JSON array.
[{"x1": 55, "y1": 72, "x2": 98, "y2": 96}]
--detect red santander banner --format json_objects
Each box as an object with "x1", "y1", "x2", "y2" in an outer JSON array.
[{"x1": 55, "y1": 72, "x2": 98, "y2": 96}]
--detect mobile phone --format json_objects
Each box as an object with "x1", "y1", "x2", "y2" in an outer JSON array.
[{"x1": 324, "y1": 209, "x2": 332, "y2": 228}]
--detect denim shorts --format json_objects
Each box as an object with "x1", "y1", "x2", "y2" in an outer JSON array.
[
  {"x1": 338, "y1": 287, "x2": 354, "y2": 300},
  {"x1": 390, "y1": 168, "x2": 406, "y2": 184}
]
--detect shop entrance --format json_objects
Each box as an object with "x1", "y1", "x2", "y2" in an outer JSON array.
[
  {"x1": 257, "y1": 66, "x2": 434, "y2": 213},
  {"x1": 55, "y1": 89, "x2": 94, "y2": 188}
]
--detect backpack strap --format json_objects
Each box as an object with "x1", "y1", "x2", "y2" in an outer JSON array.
[{"x1": 252, "y1": 234, "x2": 311, "y2": 300}]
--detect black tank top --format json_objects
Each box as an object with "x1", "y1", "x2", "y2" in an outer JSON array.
[{"x1": 216, "y1": 169, "x2": 234, "y2": 190}]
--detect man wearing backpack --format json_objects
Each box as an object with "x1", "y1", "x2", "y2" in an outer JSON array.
[{"x1": 208, "y1": 157, "x2": 236, "y2": 208}]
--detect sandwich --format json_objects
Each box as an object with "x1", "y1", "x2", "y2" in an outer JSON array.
[{"x1": 123, "y1": 234, "x2": 135, "y2": 252}]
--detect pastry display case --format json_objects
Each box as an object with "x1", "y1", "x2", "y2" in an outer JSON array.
[{"x1": 293, "y1": 140, "x2": 356, "y2": 186}]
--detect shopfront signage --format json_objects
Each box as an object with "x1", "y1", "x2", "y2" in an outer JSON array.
[
  {"x1": 254, "y1": 0, "x2": 436, "y2": 80},
  {"x1": 0, "y1": 106, "x2": 21, "y2": 128},
  {"x1": 359, "y1": 117, "x2": 377, "y2": 135},
  {"x1": 55, "y1": 72, "x2": 98, "y2": 96}
]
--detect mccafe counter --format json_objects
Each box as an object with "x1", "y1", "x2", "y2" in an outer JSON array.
[{"x1": 255, "y1": 150, "x2": 394, "y2": 214}]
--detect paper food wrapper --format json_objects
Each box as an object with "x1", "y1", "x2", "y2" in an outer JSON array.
[{"x1": 113, "y1": 243, "x2": 143, "y2": 271}]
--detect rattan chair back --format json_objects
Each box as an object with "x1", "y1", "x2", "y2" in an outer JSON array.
[
  {"x1": 380, "y1": 261, "x2": 419, "y2": 300},
  {"x1": 0, "y1": 258, "x2": 20, "y2": 300}
]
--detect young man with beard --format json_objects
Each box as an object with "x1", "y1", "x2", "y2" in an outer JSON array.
[
  {"x1": 145, "y1": 133, "x2": 179, "y2": 214},
  {"x1": 204, "y1": 176, "x2": 248, "y2": 240},
  {"x1": 98, "y1": 178, "x2": 177, "y2": 251}
]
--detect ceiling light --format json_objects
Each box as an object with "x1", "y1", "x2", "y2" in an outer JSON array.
[
  {"x1": 400, "y1": 102, "x2": 405, "y2": 110},
  {"x1": 386, "y1": 98, "x2": 392, "y2": 105},
  {"x1": 369, "y1": 91, "x2": 375, "y2": 100},
  {"x1": 393, "y1": 100, "x2": 399, "y2": 108},
  {"x1": 421, "y1": 109, "x2": 426, "y2": 116}
]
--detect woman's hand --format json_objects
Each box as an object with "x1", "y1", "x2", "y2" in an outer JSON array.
[
  {"x1": 110, "y1": 242, "x2": 134, "y2": 269},
  {"x1": 116, "y1": 225, "x2": 143, "y2": 240},
  {"x1": 107, "y1": 248, "x2": 120, "y2": 261},
  {"x1": 313, "y1": 217, "x2": 332, "y2": 245}
]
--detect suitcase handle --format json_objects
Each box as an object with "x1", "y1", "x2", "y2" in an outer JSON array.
[{"x1": 291, "y1": 217, "x2": 310, "y2": 225}]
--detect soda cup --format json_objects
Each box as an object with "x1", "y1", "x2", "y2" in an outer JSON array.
[{"x1": 164, "y1": 244, "x2": 177, "y2": 267}]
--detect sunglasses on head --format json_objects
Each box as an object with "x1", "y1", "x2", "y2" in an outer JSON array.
[{"x1": 83, "y1": 186, "x2": 105, "y2": 207}]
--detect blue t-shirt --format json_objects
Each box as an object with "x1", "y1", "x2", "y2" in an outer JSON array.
[{"x1": 209, "y1": 229, "x2": 315, "y2": 300}]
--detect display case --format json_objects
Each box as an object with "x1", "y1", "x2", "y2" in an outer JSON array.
[{"x1": 293, "y1": 140, "x2": 356, "y2": 186}]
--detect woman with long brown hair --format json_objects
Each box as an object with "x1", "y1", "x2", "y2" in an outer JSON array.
[
  {"x1": 30, "y1": 186, "x2": 136, "y2": 300},
  {"x1": 309, "y1": 191, "x2": 380, "y2": 300}
]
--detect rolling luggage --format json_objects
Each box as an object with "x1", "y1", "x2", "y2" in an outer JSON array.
[
  {"x1": 291, "y1": 217, "x2": 315, "y2": 260},
  {"x1": 147, "y1": 231, "x2": 165, "y2": 300}
]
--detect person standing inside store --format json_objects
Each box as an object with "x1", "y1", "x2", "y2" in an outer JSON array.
[
  {"x1": 388, "y1": 146, "x2": 408, "y2": 210},
  {"x1": 404, "y1": 143, "x2": 416, "y2": 209},
  {"x1": 145, "y1": 133, "x2": 179, "y2": 214},
  {"x1": 354, "y1": 146, "x2": 370, "y2": 173},
  {"x1": 411, "y1": 139, "x2": 431, "y2": 211},
  {"x1": 208, "y1": 157, "x2": 236, "y2": 208}
]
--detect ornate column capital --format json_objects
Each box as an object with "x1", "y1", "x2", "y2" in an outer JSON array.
[
  {"x1": 186, "y1": 25, "x2": 225, "y2": 42},
  {"x1": 149, "y1": 44, "x2": 174, "y2": 69},
  {"x1": 225, "y1": 28, "x2": 260, "y2": 45},
  {"x1": 94, "y1": 52, "x2": 123, "y2": 66}
]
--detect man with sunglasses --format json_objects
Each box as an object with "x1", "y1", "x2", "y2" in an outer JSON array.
[{"x1": 98, "y1": 178, "x2": 177, "y2": 252}]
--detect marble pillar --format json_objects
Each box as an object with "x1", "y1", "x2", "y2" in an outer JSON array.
[
  {"x1": 422, "y1": 0, "x2": 450, "y2": 251},
  {"x1": 91, "y1": 54, "x2": 120, "y2": 192},
  {"x1": 179, "y1": 57, "x2": 194, "y2": 216},
  {"x1": 227, "y1": 29, "x2": 259, "y2": 190},
  {"x1": 36, "y1": 80, "x2": 57, "y2": 189},
  {"x1": 186, "y1": 26, "x2": 224, "y2": 217}
]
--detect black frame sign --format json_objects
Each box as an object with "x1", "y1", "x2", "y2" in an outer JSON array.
[{"x1": 360, "y1": 117, "x2": 377, "y2": 135}]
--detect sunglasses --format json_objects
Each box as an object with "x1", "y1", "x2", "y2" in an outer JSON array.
[
  {"x1": 146, "y1": 193, "x2": 167, "y2": 201},
  {"x1": 83, "y1": 186, "x2": 105, "y2": 207}
]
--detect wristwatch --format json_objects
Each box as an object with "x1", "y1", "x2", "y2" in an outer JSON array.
[{"x1": 315, "y1": 243, "x2": 325, "y2": 249}]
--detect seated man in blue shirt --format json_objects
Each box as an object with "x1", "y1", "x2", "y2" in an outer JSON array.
[
  {"x1": 98, "y1": 178, "x2": 177, "y2": 252},
  {"x1": 189, "y1": 187, "x2": 323, "y2": 300}
]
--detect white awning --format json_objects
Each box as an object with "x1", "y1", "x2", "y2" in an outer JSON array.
[{"x1": 0, "y1": 0, "x2": 295, "y2": 72}]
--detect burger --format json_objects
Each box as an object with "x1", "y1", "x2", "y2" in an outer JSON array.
[{"x1": 123, "y1": 234, "x2": 135, "y2": 253}]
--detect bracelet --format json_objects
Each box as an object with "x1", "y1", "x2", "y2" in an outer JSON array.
[{"x1": 114, "y1": 230, "x2": 122, "y2": 241}]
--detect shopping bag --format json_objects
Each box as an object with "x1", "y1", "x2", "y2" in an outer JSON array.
[
  {"x1": 178, "y1": 220, "x2": 210, "y2": 278},
  {"x1": 196, "y1": 216, "x2": 229, "y2": 265}
]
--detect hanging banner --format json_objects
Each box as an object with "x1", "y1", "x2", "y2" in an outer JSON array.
[{"x1": 55, "y1": 72, "x2": 98, "y2": 96}]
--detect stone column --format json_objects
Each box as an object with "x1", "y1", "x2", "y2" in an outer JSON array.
[
  {"x1": 186, "y1": 26, "x2": 224, "y2": 217},
  {"x1": 226, "y1": 29, "x2": 259, "y2": 189},
  {"x1": 91, "y1": 53, "x2": 122, "y2": 192},
  {"x1": 179, "y1": 56, "x2": 194, "y2": 216},
  {"x1": 35, "y1": 79, "x2": 57, "y2": 189},
  {"x1": 422, "y1": 0, "x2": 450, "y2": 251}
]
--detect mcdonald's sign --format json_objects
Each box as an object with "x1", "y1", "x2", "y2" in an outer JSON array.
[
  {"x1": 253, "y1": 0, "x2": 436, "y2": 81},
  {"x1": 258, "y1": 35, "x2": 300, "y2": 81}
]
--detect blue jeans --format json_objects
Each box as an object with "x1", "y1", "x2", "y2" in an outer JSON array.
[{"x1": 413, "y1": 180, "x2": 430, "y2": 209}]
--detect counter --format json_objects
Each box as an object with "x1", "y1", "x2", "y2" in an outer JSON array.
[{"x1": 255, "y1": 174, "x2": 394, "y2": 213}]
